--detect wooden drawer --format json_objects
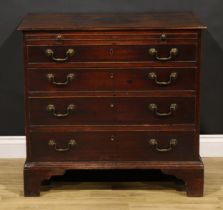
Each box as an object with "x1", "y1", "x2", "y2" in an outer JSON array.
[
  {"x1": 25, "y1": 31, "x2": 198, "y2": 41},
  {"x1": 28, "y1": 68, "x2": 196, "y2": 92},
  {"x1": 27, "y1": 44, "x2": 197, "y2": 63},
  {"x1": 29, "y1": 97, "x2": 115, "y2": 125},
  {"x1": 29, "y1": 131, "x2": 197, "y2": 162},
  {"x1": 29, "y1": 97, "x2": 195, "y2": 125},
  {"x1": 114, "y1": 68, "x2": 196, "y2": 91},
  {"x1": 29, "y1": 131, "x2": 116, "y2": 161},
  {"x1": 115, "y1": 131, "x2": 197, "y2": 161},
  {"x1": 114, "y1": 97, "x2": 195, "y2": 124},
  {"x1": 28, "y1": 68, "x2": 114, "y2": 92}
]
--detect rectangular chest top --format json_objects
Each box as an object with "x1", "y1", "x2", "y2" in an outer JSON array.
[{"x1": 17, "y1": 12, "x2": 206, "y2": 31}]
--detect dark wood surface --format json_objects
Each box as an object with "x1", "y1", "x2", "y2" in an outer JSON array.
[
  {"x1": 28, "y1": 44, "x2": 197, "y2": 63},
  {"x1": 28, "y1": 68, "x2": 196, "y2": 92},
  {"x1": 29, "y1": 131, "x2": 197, "y2": 162},
  {"x1": 19, "y1": 12, "x2": 205, "y2": 197},
  {"x1": 24, "y1": 30, "x2": 199, "y2": 39},
  {"x1": 29, "y1": 96, "x2": 195, "y2": 125},
  {"x1": 18, "y1": 12, "x2": 206, "y2": 31}
]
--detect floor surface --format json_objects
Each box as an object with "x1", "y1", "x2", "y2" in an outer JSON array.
[{"x1": 0, "y1": 158, "x2": 222, "y2": 210}]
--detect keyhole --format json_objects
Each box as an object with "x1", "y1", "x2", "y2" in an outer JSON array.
[
  {"x1": 110, "y1": 73, "x2": 114, "y2": 79},
  {"x1": 110, "y1": 135, "x2": 115, "y2": 141},
  {"x1": 109, "y1": 48, "x2": 114, "y2": 56},
  {"x1": 110, "y1": 103, "x2": 115, "y2": 108}
]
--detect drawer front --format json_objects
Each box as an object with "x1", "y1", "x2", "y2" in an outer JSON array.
[
  {"x1": 25, "y1": 31, "x2": 198, "y2": 41},
  {"x1": 28, "y1": 69, "x2": 114, "y2": 92},
  {"x1": 29, "y1": 97, "x2": 115, "y2": 125},
  {"x1": 28, "y1": 68, "x2": 196, "y2": 92},
  {"x1": 29, "y1": 132, "x2": 116, "y2": 161},
  {"x1": 114, "y1": 97, "x2": 195, "y2": 124},
  {"x1": 29, "y1": 97, "x2": 195, "y2": 125},
  {"x1": 115, "y1": 131, "x2": 197, "y2": 161},
  {"x1": 29, "y1": 131, "x2": 197, "y2": 162},
  {"x1": 27, "y1": 44, "x2": 197, "y2": 63},
  {"x1": 114, "y1": 68, "x2": 195, "y2": 91}
]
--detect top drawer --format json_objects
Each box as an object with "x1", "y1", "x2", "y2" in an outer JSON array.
[
  {"x1": 27, "y1": 44, "x2": 197, "y2": 64},
  {"x1": 25, "y1": 31, "x2": 198, "y2": 65},
  {"x1": 25, "y1": 31, "x2": 198, "y2": 41}
]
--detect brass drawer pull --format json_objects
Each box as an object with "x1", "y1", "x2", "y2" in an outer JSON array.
[
  {"x1": 45, "y1": 48, "x2": 75, "y2": 62},
  {"x1": 149, "y1": 138, "x2": 177, "y2": 152},
  {"x1": 148, "y1": 72, "x2": 178, "y2": 86},
  {"x1": 149, "y1": 103, "x2": 177, "y2": 117},
  {"x1": 46, "y1": 73, "x2": 75, "y2": 86},
  {"x1": 46, "y1": 104, "x2": 76, "y2": 118},
  {"x1": 48, "y1": 139, "x2": 76, "y2": 152},
  {"x1": 56, "y1": 34, "x2": 63, "y2": 40},
  {"x1": 148, "y1": 48, "x2": 178, "y2": 61}
]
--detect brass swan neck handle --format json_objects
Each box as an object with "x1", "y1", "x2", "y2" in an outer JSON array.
[
  {"x1": 149, "y1": 103, "x2": 177, "y2": 117},
  {"x1": 48, "y1": 139, "x2": 76, "y2": 152},
  {"x1": 46, "y1": 104, "x2": 76, "y2": 118},
  {"x1": 149, "y1": 138, "x2": 177, "y2": 152},
  {"x1": 46, "y1": 73, "x2": 75, "y2": 86},
  {"x1": 148, "y1": 72, "x2": 178, "y2": 86},
  {"x1": 149, "y1": 48, "x2": 178, "y2": 61},
  {"x1": 45, "y1": 48, "x2": 75, "y2": 62}
]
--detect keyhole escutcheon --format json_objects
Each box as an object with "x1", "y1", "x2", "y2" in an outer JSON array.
[
  {"x1": 110, "y1": 135, "x2": 115, "y2": 141},
  {"x1": 109, "y1": 48, "x2": 114, "y2": 56},
  {"x1": 110, "y1": 103, "x2": 115, "y2": 108}
]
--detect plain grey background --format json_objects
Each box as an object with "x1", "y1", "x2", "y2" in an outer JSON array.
[{"x1": 0, "y1": 0, "x2": 222, "y2": 135}]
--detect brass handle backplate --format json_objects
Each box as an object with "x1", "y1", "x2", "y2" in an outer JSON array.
[
  {"x1": 46, "y1": 104, "x2": 76, "y2": 118},
  {"x1": 48, "y1": 139, "x2": 76, "y2": 152},
  {"x1": 149, "y1": 138, "x2": 177, "y2": 152},
  {"x1": 149, "y1": 103, "x2": 177, "y2": 117},
  {"x1": 148, "y1": 72, "x2": 178, "y2": 86},
  {"x1": 46, "y1": 73, "x2": 75, "y2": 86},
  {"x1": 148, "y1": 48, "x2": 178, "y2": 61},
  {"x1": 45, "y1": 48, "x2": 75, "y2": 62}
]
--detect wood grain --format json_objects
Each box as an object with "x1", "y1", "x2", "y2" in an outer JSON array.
[
  {"x1": 29, "y1": 96, "x2": 196, "y2": 126},
  {"x1": 17, "y1": 12, "x2": 206, "y2": 31},
  {"x1": 28, "y1": 131, "x2": 198, "y2": 162},
  {"x1": 27, "y1": 44, "x2": 197, "y2": 63},
  {"x1": 28, "y1": 68, "x2": 196, "y2": 92}
]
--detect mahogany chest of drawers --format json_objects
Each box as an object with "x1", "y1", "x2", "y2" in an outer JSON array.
[{"x1": 18, "y1": 12, "x2": 206, "y2": 197}]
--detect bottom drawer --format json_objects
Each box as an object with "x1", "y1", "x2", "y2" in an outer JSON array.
[
  {"x1": 29, "y1": 131, "x2": 198, "y2": 162},
  {"x1": 115, "y1": 131, "x2": 197, "y2": 161}
]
